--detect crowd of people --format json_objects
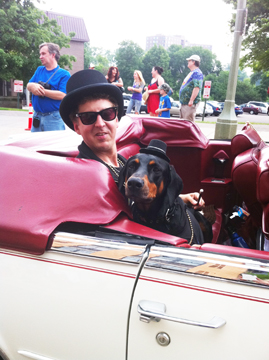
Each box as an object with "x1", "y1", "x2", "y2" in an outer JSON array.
[{"x1": 26, "y1": 42, "x2": 203, "y2": 131}]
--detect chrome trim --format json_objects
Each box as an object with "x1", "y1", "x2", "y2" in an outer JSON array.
[
  {"x1": 51, "y1": 232, "x2": 146, "y2": 264},
  {"x1": 18, "y1": 350, "x2": 55, "y2": 360},
  {"x1": 138, "y1": 300, "x2": 226, "y2": 329}
]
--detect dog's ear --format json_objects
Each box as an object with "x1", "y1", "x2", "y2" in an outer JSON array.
[
  {"x1": 118, "y1": 158, "x2": 130, "y2": 194},
  {"x1": 165, "y1": 165, "x2": 183, "y2": 207}
]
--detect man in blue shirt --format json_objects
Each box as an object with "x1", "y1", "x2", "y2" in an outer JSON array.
[
  {"x1": 179, "y1": 55, "x2": 203, "y2": 122},
  {"x1": 27, "y1": 42, "x2": 71, "y2": 132}
]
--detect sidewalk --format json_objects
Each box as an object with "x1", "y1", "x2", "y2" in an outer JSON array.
[{"x1": 0, "y1": 110, "x2": 268, "y2": 143}]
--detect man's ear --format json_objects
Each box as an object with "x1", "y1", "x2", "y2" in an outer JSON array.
[{"x1": 73, "y1": 121, "x2": 81, "y2": 135}]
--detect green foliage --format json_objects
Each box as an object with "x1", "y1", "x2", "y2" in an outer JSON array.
[
  {"x1": 84, "y1": 44, "x2": 115, "y2": 71},
  {"x1": 204, "y1": 70, "x2": 260, "y2": 103},
  {"x1": 0, "y1": 0, "x2": 75, "y2": 84},
  {"x1": 223, "y1": 0, "x2": 269, "y2": 72},
  {"x1": 141, "y1": 45, "x2": 171, "y2": 86},
  {"x1": 115, "y1": 41, "x2": 144, "y2": 89},
  {"x1": 167, "y1": 45, "x2": 222, "y2": 96}
]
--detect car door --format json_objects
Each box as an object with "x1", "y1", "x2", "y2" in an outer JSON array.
[
  {"x1": 0, "y1": 231, "x2": 148, "y2": 360},
  {"x1": 128, "y1": 245, "x2": 269, "y2": 360}
]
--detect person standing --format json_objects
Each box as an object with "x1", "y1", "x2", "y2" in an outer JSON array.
[
  {"x1": 155, "y1": 83, "x2": 171, "y2": 118},
  {"x1": 126, "y1": 70, "x2": 145, "y2": 114},
  {"x1": 179, "y1": 55, "x2": 203, "y2": 122},
  {"x1": 105, "y1": 66, "x2": 124, "y2": 92},
  {"x1": 27, "y1": 42, "x2": 71, "y2": 132},
  {"x1": 145, "y1": 66, "x2": 164, "y2": 117}
]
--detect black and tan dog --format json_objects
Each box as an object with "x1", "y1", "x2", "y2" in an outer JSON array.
[{"x1": 118, "y1": 139, "x2": 205, "y2": 245}]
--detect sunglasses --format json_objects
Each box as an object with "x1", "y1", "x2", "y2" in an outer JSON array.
[{"x1": 76, "y1": 107, "x2": 118, "y2": 125}]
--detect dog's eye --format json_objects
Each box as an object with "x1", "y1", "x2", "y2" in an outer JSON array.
[
  {"x1": 152, "y1": 165, "x2": 161, "y2": 174},
  {"x1": 128, "y1": 162, "x2": 137, "y2": 171}
]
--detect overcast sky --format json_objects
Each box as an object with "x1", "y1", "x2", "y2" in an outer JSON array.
[{"x1": 37, "y1": 0, "x2": 236, "y2": 67}]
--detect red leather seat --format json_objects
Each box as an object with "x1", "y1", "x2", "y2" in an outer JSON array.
[
  {"x1": 257, "y1": 146, "x2": 269, "y2": 249},
  {"x1": 231, "y1": 123, "x2": 267, "y2": 227}
]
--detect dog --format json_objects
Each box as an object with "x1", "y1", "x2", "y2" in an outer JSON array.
[{"x1": 118, "y1": 140, "x2": 206, "y2": 245}]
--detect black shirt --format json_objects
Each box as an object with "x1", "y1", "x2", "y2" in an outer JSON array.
[{"x1": 77, "y1": 141, "x2": 126, "y2": 183}]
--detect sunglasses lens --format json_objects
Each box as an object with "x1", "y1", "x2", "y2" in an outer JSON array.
[
  {"x1": 77, "y1": 107, "x2": 118, "y2": 125},
  {"x1": 101, "y1": 108, "x2": 117, "y2": 121},
  {"x1": 80, "y1": 113, "x2": 96, "y2": 125}
]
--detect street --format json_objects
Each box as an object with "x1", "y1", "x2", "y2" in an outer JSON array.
[{"x1": 0, "y1": 110, "x2": 268, "y2": 143}]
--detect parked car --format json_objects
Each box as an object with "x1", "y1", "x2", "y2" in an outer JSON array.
[
  {"x1": 218, "y1": 102, "x2": 243, "y2": 116},
  {"x1": 207, "y1": 101, "x2": 222, "y2": 116},
  {"x1": 123, "y1": 93, "x2": 131, "y2": 114},
  {"x1": 239, "y1": 103, "x2": 260, "y2": 115},
  {"x1": 248, "y1": 101, "x2": 269, "y2": 114},
  {"x1": 196, "y1": 101, "x2": 213, "y2": 117},
  {"x1": 1, "y1": 118, "x2": 269, "y2": 359},
  {"x1": 170, "y1": 100, "x2": 181, "y2": 117},
  {"x1": 123, "y1": 93, "x2": 148, "y2": 114}
]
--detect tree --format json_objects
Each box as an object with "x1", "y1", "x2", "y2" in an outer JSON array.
[
  {"x1": 0, "y1": 0, "x2": 75, "y2": 85},
  {"x1": 167, "y1": 45, "x2": 222, "y2": 98},
  {"x1": 84, "y1": 44, "x2": 115, "y2": 71},
  {"x1": 223, "y1": 0, "x2": 269, "y2": 72},
  {"x1": 115, "y1": 41, "x2": 144, "y2": 89},
  {"x1": 141, "y1": 45, "x2": 171, "y2": 86}
]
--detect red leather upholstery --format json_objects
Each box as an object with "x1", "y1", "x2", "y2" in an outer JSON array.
[
  {"x1": 231, "y1": 123, "x2": 267, "y2": 227},
  {"x1": 257, "y1": 146, "x2": 269, "y2": 238}
]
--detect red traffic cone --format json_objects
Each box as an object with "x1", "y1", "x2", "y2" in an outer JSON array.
[{"x1": 25, "y1": 103, "x2": 33, "y2": 131}]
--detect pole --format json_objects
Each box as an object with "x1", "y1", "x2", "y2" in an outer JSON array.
[{"x1": 214, "y1": 0, "x2": 247, "y2": 139}]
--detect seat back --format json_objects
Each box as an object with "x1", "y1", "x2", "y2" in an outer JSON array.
[
  {"x1": 257, "y1": 146, "x2": 269, "y2": 240},
  {"x1": 231, "y1": 123, "x2": 267, "y2": 227}
]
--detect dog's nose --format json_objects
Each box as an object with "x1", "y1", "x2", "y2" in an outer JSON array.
[{"x1": 127, "y1": 177, "x2": 144, "y2": 190}]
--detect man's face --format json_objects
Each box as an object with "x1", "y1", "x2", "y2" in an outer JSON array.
[
  {"x1": 39, "y1": 45, "x2": 55, "y2": 67},
  {"x1": 187, "y1": 59, "x2": 195, "y2": 70},
  {"x1": 73, "y1": 99, "x2": 119, "y2": 155}
]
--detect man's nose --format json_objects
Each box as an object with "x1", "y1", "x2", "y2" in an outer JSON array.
[{"x1": 95, "y1": 114, "x2": 106, "y2": 126}]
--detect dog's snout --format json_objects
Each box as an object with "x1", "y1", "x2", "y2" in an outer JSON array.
[{"x1": 127, "y1": 177, "x2": 144, "y2": 190}]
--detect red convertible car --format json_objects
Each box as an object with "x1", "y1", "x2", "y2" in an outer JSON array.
[{"x1": 0, "y1": 116, "x2": 269, "y2": 360}]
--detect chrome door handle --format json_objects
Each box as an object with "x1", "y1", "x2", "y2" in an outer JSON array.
[{"x1": 138, "y1": 300, "x2": 226, "y2": 329}]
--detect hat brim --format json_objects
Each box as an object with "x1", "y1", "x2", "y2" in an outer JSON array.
[
  {"x1": 60, "y1": 83, "x2": 124, "y2": 131},
  {"x1": 140, "y1": 147, "x2": 170, "y2": 162}
]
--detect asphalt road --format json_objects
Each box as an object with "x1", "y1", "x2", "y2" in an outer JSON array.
[{"x1": 0, "y1": 109, "x2": 268, "y2": 143}]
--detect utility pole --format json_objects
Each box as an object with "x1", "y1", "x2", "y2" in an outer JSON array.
[{"x1": 214, "y1": 0, "x2": 247, "y2": 139}]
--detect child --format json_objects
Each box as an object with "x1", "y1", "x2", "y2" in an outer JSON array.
[{"x1": 155, "y1": 83, "x2": 171, "y2": 118}]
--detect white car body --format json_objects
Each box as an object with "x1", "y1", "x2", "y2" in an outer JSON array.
[
  {"x1": 2, "y1": 233, "x2": 269, "y2": 360},
  {"x1": 196, "y1": 101, "x2": 214, "y2": 117},
  {"x1": 170, "y1": 100, "x2": 181, "y2": 117},
  {"x1": 248, "y1": 101, "x2": 269, "y2": 114}
]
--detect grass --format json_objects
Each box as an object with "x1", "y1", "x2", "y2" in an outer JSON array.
[{"x1": 0, "y1": 107, "x2": 28, "y2": 111}]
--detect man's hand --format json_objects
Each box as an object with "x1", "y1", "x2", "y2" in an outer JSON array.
[
  {"x1": 28, "y1": 83, "x2": 46, "y2": 97},
  {"x1": 180, "y1": 192, "x2": 205, "y2": 210}
]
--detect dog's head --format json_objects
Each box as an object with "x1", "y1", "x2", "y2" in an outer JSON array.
[{"x1": 118, "y1": 153, "x2": 183, "y2": 211}]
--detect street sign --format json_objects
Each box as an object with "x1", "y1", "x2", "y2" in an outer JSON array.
[
  {"x1": 14, "y1": 80, "x2": 23, "y2": 93},
  {"x1": 203, "y1": 81, "x2": 211, "y2": 99}
]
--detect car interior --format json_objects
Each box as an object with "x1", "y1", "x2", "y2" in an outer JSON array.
[{"x1": 0, "y1": 118, "x2": 268, "y2": 261}]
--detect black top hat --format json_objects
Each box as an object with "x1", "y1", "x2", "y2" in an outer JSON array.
[
  {"x1": 140, "y1": 139, "x2": 170, "y2": 162},
  {"x1": 60, "y1": 69, "x2": 123, "y2": 130}
]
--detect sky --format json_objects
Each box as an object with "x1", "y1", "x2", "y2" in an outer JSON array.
[{"x1": 36, "y1": 0, "x2": 236, "y2": 67}]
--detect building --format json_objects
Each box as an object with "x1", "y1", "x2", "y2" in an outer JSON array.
[
  {"x1": 40, "y1": 11, "x2": 89, "y2": 75},
  {"x1": 146, "y1": 34, "x2": 212, "y2": 52},
  {"x1": 0, "y1": 10, "x2": 89, "y2": 106}
]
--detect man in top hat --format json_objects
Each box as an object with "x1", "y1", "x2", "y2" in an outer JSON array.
[
  {"x1": 179, "y1": 55, "x2": 203, "y2": 122},
  {"x1": 60, "y1": 69, "x2": 204, "y2": 208}
]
